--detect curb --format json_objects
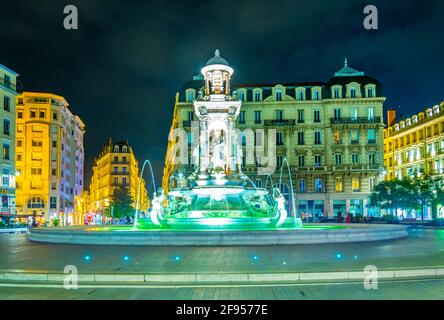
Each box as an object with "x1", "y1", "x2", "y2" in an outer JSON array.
[{"x1": 1, "y1": 268, "x2": 444, "y2": 284}]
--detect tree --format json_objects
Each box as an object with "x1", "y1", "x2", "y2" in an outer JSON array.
[
  {"x1": 369, "y1": 178, "x2": 416, "y2": 217},
  {"x1": 412, "y1": 174, "x2": 444, "y2": 221},
  {"x1": 106, "y1": 185, "x2": 134, "y2": 219}
]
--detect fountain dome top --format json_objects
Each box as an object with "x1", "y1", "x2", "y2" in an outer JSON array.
[{"x1": 205, "y1": 49, "x2": 230, "y2": 67}]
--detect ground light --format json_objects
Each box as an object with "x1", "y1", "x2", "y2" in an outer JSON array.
[
  {"x1": 122, "y1": 255, "x2": 130, "y2": 262},
  {"x1": 83, "y1": 254, "x2": 92, "y2": 261},
  {"x1": 336, "y1": 253, "x2": 343, "y2": 259}
]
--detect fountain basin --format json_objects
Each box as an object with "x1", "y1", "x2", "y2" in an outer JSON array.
[{"x1": 28, "y1": 224, "x2": 408, "y2": 246}]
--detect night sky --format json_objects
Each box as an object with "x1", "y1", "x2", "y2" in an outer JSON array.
[{"x1": 1, "y1": 0, "x2": 443, "y2": 192}]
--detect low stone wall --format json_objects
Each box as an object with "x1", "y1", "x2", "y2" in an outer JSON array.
[{"x1": 28, "y1": 224, "x2": 408, "y2": 246}]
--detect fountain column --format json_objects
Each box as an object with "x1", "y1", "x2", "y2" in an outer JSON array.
[
  {"x1": 199, "y1": 117, "x2": 209, "y2": 176},
  {"x1": 228, "y1": 117, "x2": 237, "y2": 174}
]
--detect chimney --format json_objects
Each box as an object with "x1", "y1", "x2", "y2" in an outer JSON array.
[{"x1": 387, "y1": 109, "x2": 396, "y2": 127}]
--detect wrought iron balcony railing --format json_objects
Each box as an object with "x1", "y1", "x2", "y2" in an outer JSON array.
[
  {"x1": 264, "y1": 119, "x2": 296, "y2": 126},
  {"x1": 330, "y1": 116, "x2": 381, "y2": 124}
]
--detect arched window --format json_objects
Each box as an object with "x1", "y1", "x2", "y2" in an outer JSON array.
[
  {"x1": 122, "y1": 146, "x2": 128, "y2": 153},
  {"x1": 27, "y1": 197, "x2": 45, "y2": 209},
  {"x1": 114, "y1": 145, "x2": 119, "y2": 153}
]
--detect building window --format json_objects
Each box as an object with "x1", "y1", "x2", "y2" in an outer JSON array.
[
  {"x1": 297, "y1": 131, "x2": 305, "y2": 145},
  {"x1": 31, "y1": 168, "x2": 42, "y2": 175},
  {"x1": 314, "y1": 129, "x2": 321, "y2": 145},
  {"x1": 334, "y1": 129, "x2": 342, "y2": 144},
  {"x1": 367, "y1": 88, "x2": 374, "y2": 97},
  {"x1": 254, "y1": 92, "x2": 261, "y2": 102},
  {"x1": 254, "y1": 111, "x2": 261, "y2": 124},
  {"x1": 187, "y1": 111, "x2": 194, "y2": 122},
  {"x1": 350, "y1": 129, "x2": 359, "y2": 144},
  {"x1": 3, "y1": 119, "x2": 10, "y2": 135},
  {"x1": 186, "y1": 92, "x2": 195, "y2": 102},
  {"x1": 53, "y1": 112, "x2": 58, "y2": 121},
  {"x1": 50, "y1": 197, "x2": 57, "y2": 209},
  {"x1": 114, "y1": 167, "x2": 118, "y2": 173},
  {"x1": 17, "y1": 154, "x2": 22, "y2": 161},
  {"x1": 352, "y1": 154, "x2": 360, "y2": 164},
  {"x1": 276, "y1": 132, "x2": 284, "y2": 145},
  {"x1": 114, "y1": 177, "x2": 118, "y2": 185},
  {"x1": 298, "y1": 155, "x2": 305, "y2": 167},
  {"x1": 350, "y1": 88, "x2": 357, "y2": 98},
  {"x1": 276, "y1": 110, "x2": 284, "y2": 121},
  {"x1": 368, "y1": 129, "x2": 376, "y2": 143},
  {"x1": 30, "y1": 110, "x2": 36, "y2": 118},
  {"x1": 314, "y1": 155, "x2": 321, "y2": 167},
  {"x1": 3, "y1": 143, "x2": 9, "y2": 160},
  {"x1": 335, "y1": 154, "x2": 342, "y2": 165},
  {"x1": 17, "y1": 111, "x2": 23, "y2": 119},
  {"x1": 334, "y1": 88, "x2": 340, "y2": 99},
  {"x1": 277, "y1": 156, "x2": 283, "y2": 168},
  {"x1": 17, "y1": 140, "x2": 22, "y2": 147},
  {"x1": 4, "y1": 75, "x2": 11, "y2": 88},
  {"x1": 39, "y1": 111, "x2": 45, "y2": 118},
  {"x1": 239, "y1": 111, "x2": 246, "y2": 124},
  {"x1": 314, "y1": 110, "x2": 321, "y2": 123},
  {"x1": 238, "y1": 92, "x2": 246, "y2": 102},
  {"x1": 352, "y1": 177, "x2": 360, "y2": 191},
  {"x1": 315, "y1": 178, "x2": 323, "y2": 192},
  {"x1": 335, "y1": 177, "x2": 343, "y2": 192},
  {"x1": 2, "y1": 168, "x2": 9, "y2": 187},
  {"x1": 4, "y1": 96, "x2": 10, "y2": 112},
  {"x1": 122, "y1": 167, "x2": 127, "y2": 173},
  {"x1": 297, "y1": 91, "x2": 304, "y2": 101},
  {"x1": 368, "y1": 153, "x2": 376, "y2": 165},
  {"x1": 350, "y1": 108, "x2": 358, "y2": 120},
  {"x1": 122, "y1": 178, "x2": 127, "y2": 185},
  {"x1": 368, "y1": 107, "x2": 374, "y2": 120},
  {"x1": 297, "y1": 110, "x2": 304, "y2": 123},
  {"x1": 334, "y1": 108, "x2": 341, "y2": 120},
  {"x1": 27, "y1": 197, "x2": 45, "y2": 209},
  {"x1": 313, "y1": 91, "x2": 320, "y2": 100},
  {"x1": 299, "y1": 179, "x2": 306, "y2": 193},
  {"x1": 275, "y1": 90, "x2": 282, "y2": 101}
]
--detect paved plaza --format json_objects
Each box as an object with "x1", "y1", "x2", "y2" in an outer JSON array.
[
  {"x1": 1, "y1": 228, "x2": 443, "y2": 274},
  {"x1": 1, "y1": 228, "x2": 444, "y2": 299},
  {"x1": 1, "y1": 279, "x2": 443, "y2": 300}
]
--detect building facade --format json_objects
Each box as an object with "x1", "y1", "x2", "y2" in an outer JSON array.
[
  {"x1": 0, "y1": 64, "x2": 19, "y2": 219},
  {"x1": 88, "y1": 139, "x2": 149, "y2": 219},
  {"x1": 15, "y1": 92, "x2": 85, "y2": 225},
  {"x1": 383, "y1": 103, "x2": 444, "y2": 219},
  {"x1": 163, "y1": 55, "x2": 386, "y2": 218}
]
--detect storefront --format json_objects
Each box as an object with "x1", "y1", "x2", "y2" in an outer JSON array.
[{"x1": 0, "y1": 186, "x2": 15, "y2": 223}]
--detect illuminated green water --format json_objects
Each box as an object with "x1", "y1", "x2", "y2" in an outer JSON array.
[{"x1": 86, "y1": 223, "x2": 346, "y2": 232}]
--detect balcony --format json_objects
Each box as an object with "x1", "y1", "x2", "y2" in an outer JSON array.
[
  {"x1": 111, "y1": 171, "x2": 129, "y2": 175},
  {"x1": 368, "y1": 139, "x2": 376, "y2": 144},
  {"x1": 111, "y1": 160, "x2": 129, "y2": 164},
  {"x1": 0, "y1": 78, "x2": 16, "y2": 92},
  {"x1": 330, "y1": 116, "x2": 381, "y2": 124},
  {"x1": 264, "y1": 119, "x2": 296, "y2": 126}
]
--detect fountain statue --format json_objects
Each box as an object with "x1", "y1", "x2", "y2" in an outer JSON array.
[{"x1": 136, "y1": 49, "x2": 302, "y2": 230}]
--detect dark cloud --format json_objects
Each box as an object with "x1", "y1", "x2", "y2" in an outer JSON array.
[{"x1": 1, "y1": 0, "x2": 443, "y2": 193}]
